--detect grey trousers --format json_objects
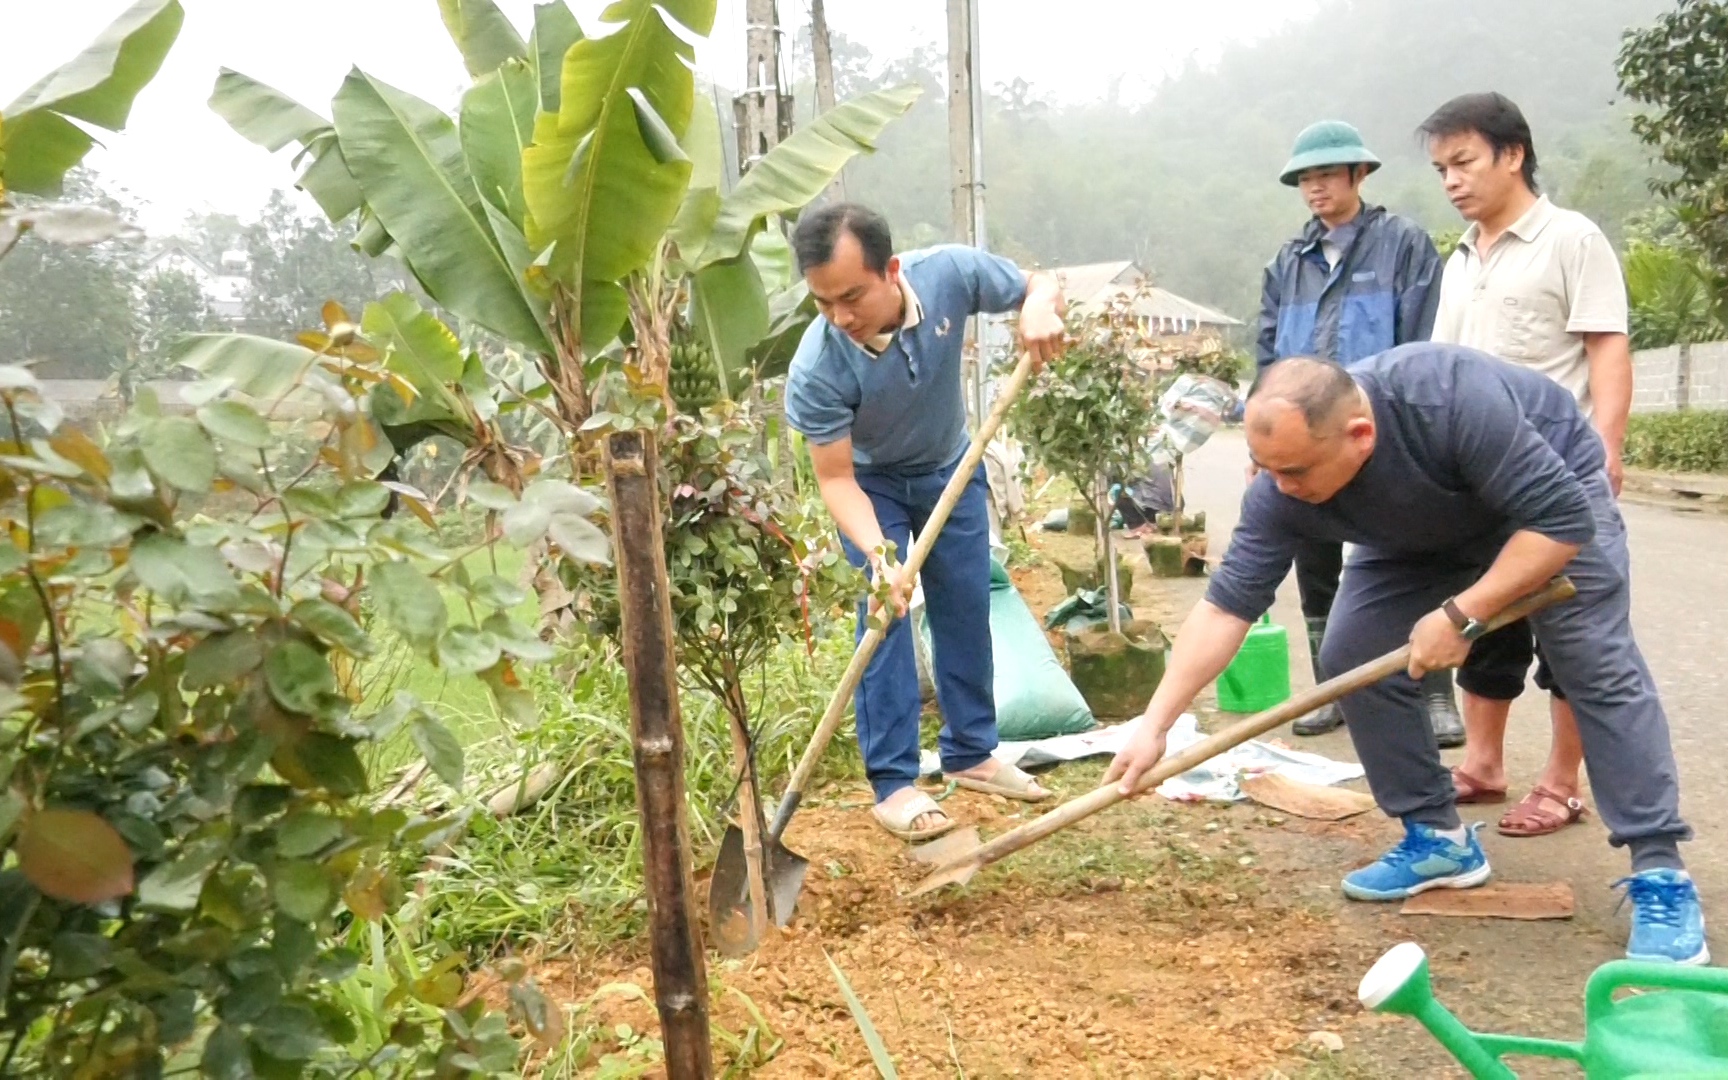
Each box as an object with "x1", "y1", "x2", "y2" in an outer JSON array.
[{"x1": 1317, "y1": 473, "x2": 1690, "y2": 870}]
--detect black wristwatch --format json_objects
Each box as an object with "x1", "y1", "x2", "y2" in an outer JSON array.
[{"x1": 1442, "y1": 597, "x2": 1488, "y2": 642}]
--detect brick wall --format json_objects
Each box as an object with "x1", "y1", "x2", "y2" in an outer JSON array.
[{"x1": 1632, "y1": 341, "x2": 1728, "y2": 413}]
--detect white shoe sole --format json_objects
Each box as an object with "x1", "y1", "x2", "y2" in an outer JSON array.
[
  {"x1": 1627, "y1": 943, "x2": 1712, "y2": 966},
  {"x1": 1342, "y1": 860, "x2": 1492, "y2": 902}
]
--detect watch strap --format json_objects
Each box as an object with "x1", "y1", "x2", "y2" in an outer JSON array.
[{"x1": 1442, "y1": 597, "x2": 1469, "y2": 631}]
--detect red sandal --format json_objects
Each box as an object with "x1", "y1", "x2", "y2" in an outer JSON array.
[
  {"x1": 1451, "y1": 767, "x2": 1508, "y2": 805},
  {"x1": 1497, "y1": 787, "x2": 1586, "y2": 837}
]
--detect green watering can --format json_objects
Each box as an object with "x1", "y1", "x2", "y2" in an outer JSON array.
[{"x1": 1359, "y1": 942, "x2": 1728, "y2": 1078}]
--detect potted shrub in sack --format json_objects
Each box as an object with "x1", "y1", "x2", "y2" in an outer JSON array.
[{"x1": 1011, "y1": 288, "x2": 1168, "y2": 718}]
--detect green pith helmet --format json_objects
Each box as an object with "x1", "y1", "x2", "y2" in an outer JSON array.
[{"x1": 1279, "y1": 120, "x2": 1383, "y2": 186}]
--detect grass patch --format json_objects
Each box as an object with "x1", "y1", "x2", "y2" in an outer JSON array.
[
  {"x1": 406, "y1": 630, "x2": 866, "y2": 955},
  {"x1": 975, "y1": 760, "x2": 1265, "y2": 905}
]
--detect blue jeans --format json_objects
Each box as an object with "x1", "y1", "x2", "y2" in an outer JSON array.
[{"x1": 838, "y1": 459, "x2": 997, "y2": 802}]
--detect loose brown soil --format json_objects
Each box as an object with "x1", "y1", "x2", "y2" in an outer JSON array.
[
  {"x1": 523, "y1": 793, "x2": 1375, "y2": 1078},
  {"x1": 513, "y1": 499, "x2": 1395, "y2": 1078}
]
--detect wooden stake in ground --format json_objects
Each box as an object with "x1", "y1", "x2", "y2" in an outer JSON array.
[
  {"x1": 605, "y1": 429, "x2": 713, "y2": 1079},
  {"x1": 1095, "y1": 478, "x2": 1123, "y2": 635}
]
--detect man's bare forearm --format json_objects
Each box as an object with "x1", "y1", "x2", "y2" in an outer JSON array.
[
  {"x1": 816, "y1": 475, "x2": 887, "y2": 558},
  {"x1": 1024, "y1": 271, "x2": 1066, "y2": 321},
  {"x1": 1586, "y1": 331, "x2": 1632, "y2": 460},
  {"x1": 1138, "y1": 600, "x2": 1254, "y2": 734},
  {"x1": 1454, "y1": 530, "x2": 1580, "y2": 622}
]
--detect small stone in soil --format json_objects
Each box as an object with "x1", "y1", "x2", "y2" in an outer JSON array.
[{"x1": 1308, "y1": 1031, "x2": 1345, "y2": 1053}]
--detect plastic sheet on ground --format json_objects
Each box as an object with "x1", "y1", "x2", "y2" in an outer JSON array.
[{"x1": 918, "y1": 713, "x2": 1365, "y2": 803}]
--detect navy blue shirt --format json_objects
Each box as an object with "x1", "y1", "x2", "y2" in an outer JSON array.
[
  {"x1": 784, "y1": 245, "x2": 1028, "y2": 475},
  {"x1": 1207, "y1": 344, "x2": 1606, "y2": 621}
]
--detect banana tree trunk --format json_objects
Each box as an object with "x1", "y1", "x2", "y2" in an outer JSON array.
[{"x1": 603, "y1": 429, "x2": 713, "y2": 1079}]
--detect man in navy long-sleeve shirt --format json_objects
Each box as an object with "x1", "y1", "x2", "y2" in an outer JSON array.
[
  {"x1": 1255, "y1": 119, "x2": 1459, "y2": 745},
  {"x1": 1106, "y1": 346, "x2": 1708, "y2": 965}
]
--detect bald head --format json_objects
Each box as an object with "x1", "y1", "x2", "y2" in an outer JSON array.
[
  {"x1": 1244, "y1": 358, "x2": 1376, "y2": 504},
  {"x1": 1247, "y1": 357, "x2": 1366, "y2": 437}
]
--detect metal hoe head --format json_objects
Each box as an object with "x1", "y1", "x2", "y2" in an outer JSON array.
[
  {"x1": 708, "y1": 824, "x2": 808, "y2": 956},
  {"x1": 907, "y1": 826, "x2": 982, "y2": 866},
  {"x1": 904, "y1": 827, "x2": 985, "y2": 897}
]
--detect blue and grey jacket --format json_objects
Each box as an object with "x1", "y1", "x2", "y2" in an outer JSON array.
[{"x1": 1256, "y1": 203, "x2": 1442, "y2": 370}]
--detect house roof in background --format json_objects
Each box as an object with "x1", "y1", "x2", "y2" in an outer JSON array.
[{"x1": 1051, "y1": 260, "x2": 1241, "y2": 328}]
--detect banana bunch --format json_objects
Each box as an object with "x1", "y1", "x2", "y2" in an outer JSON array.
[{"x1": 668, "y1": 335, "x2": 722, "y2": 415}]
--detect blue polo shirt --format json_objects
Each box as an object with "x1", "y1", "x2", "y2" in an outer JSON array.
[{"x1": 784, "y1": 245, "x2": 1028, "y2": 475}]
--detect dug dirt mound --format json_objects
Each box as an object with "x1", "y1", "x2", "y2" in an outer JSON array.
[{"x1": 527, "y1": 790, "x2": 1370, "y2": 1077}]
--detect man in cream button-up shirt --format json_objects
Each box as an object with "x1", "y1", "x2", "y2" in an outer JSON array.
[{"x1": 1433, "y1": 194, "x2": 1631, "y2": 425}]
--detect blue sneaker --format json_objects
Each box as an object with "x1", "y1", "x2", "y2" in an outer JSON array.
[
  {"x1": 1341, "y1": 822, "x2": 1491, "y2": 901},
  {"x1": 1615, "y1": 869, "x2": 1710, "y2": 965}
]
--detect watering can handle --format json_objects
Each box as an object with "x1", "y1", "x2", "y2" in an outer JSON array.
[
  {"x1": 769, "y1": 350, "x2": 1043, "y2": 842},
  {"x1": 1584, "y1": 959, "x2": 1728, "y2": 1023}
]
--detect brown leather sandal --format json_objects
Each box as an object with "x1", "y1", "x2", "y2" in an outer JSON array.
[
  {"x1": 1451, "y1": 767, "x2": 1508, "y2": 805},
  {"x1": 1497, "y1": 786, "x2": 1586, "y2": 837}
]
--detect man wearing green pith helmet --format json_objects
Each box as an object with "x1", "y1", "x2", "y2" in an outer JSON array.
[{"x1": 1255, "y1": 120, "x2": 1459, "y2": 746}]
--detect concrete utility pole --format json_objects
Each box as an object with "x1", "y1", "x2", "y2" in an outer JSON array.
[
  {"x1": 947, "y1": 0, "x2": 993, "y2": 425},
  {"x1": 946, "y1": 0, "x2": 980, "y2": 247},
  {"x1": 811, "y1": 0, "x2": 845, "y2": 201},
  {"x1": 735, "y1": 0, "x2": 794, "y2": 175}
]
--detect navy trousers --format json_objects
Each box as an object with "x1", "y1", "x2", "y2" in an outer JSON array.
[
  {"x1": 838, "y1": 459, "x2": 997, "y2": 802},
  {"x1": 1317, "y1": 472, "x2": 1689, "y2": 868}
]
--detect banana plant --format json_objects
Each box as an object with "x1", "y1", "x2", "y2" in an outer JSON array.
[
  {"x1": 0, "y1": 0, "x2": 183, "y2": 258},
  {"x1": 205, "y1": 0, "x2": 917, "y2": 436}
]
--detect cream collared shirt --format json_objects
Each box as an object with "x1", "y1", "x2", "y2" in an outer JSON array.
[{"x1": 1432, "y1": 195, "x2": 1628, "y2": 419}]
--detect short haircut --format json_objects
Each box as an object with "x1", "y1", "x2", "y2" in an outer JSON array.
[
  {"x1": 1418, "y1": 92, "x2": 1540, "y2": 193},
  {"x1": 792, "y1": 203, "x2": 893, "y2": 275},
  {"x1": 1247, "y1": 357, "x2": 1361, "y2": 432}
]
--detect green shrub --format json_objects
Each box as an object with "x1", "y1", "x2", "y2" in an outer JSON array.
[
  {"x1": 1624, "y1": 410, "x2": 1728, "y2": 473},
  {"x1": 0, "y1": 312, "x2": 594, "y2": 1073}
]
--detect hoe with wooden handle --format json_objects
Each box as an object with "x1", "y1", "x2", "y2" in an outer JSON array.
[
  {"x1": 906, "y1": 576, "x2": 1578, "y2": 899},
  {"x1": 709, "y1": 350, "x2": 1042, "y2": 955}
]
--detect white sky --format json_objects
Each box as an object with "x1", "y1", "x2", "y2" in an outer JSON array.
[{"x1": 3, "y1": 0, "x2": 1316, "y2": 234}]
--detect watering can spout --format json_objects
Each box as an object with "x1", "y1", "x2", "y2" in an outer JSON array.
[{"x1": 1359, "y1": 943, "x2": 1518, "y2": 1080}]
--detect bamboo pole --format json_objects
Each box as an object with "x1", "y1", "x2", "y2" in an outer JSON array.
[{"x1": 604, "y1": 429, "x2": 712, "y2": 1080}]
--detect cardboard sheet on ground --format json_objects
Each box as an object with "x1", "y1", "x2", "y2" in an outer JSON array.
[
  {"x1": 1400, "y1": 882, "x2": 1576, "y2": 921},
  {"x1": 918, "y1": 714, "x2": 1366, "y2": 804},
  {"x1": 1239, "y1": 773, "x2": 1377, "y2": 820}
]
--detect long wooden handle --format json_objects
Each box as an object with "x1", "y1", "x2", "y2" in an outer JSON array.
[
  {"x1": 769, "y1": 350, "x2": 1042, "y2": 840},
  {"x1": 941, "y1": 575, "x2": 1578, "y2": 875}
]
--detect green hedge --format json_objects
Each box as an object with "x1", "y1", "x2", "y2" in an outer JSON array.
[{"x1": 1624, "y1": 410, "x2": 1728, "y2": 474}]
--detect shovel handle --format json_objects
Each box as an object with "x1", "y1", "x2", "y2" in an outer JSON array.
[
  {"x1": 770, "y1": 349, "x2": 1043, "y2": 842},
  {"x1": 935, "y1": 575, "x2": 1578, "y2": 876}
]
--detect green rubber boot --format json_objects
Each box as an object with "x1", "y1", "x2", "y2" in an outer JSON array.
[{"x1": 1293, "y1": 617, "x2": 1344, "y2": 736}]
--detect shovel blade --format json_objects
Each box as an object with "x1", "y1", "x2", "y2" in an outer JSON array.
[{"x1": 708, "y1": 824, "x2": 809, "y2": 956}]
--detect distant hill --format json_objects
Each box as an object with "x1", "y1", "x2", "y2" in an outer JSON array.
[{"x1": 834, "y1": 0, "x2": 1675, "y2": 329}]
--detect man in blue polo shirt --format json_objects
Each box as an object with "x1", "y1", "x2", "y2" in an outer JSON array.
[{"x1": 785, "y1": 203, "x2": 1066, "y2": 843}]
